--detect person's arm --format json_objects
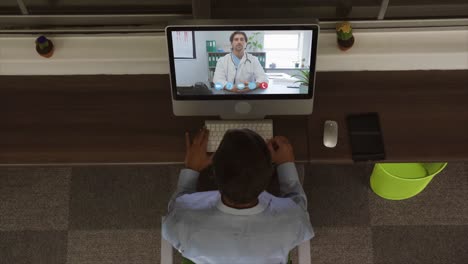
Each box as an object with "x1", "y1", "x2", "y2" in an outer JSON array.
[
  {"x1": 167, "y1": 168, "x2": 200, "y2": 212},
  {"x1": 277, "y1": 162, "x2": 308, "y2": 211},
  {"x1": 253, "y1": 57, "x2": 269, "y2": 84},
  {"x1": 164, "y1": 170, "x2": 196, "y2": 252},
  {"x1": 268, "y1": 137, "x2": 315, "y2": 250},
  {"x1": 213, "y1": 57, "x2": 228, "y2": 88},
  {"x1": 267, "y1": 136, "x2": 308, "y2": 211},
  {"x1": 167, "y1": 128, "x2": 213, "y2": 212}
]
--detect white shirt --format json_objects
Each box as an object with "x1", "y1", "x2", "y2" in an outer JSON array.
[
  {"x1": 213, "y1": 52, "x2": 269, "y2": 87},
  {"x1": 162, "y1": 162, "x2": 314, "y2": 264}
]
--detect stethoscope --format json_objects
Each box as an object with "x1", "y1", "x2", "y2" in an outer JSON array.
[
  {"x1": 229, "y1": 51, "x2": 253, "y2": 84},
  {"x1": 230, "y1": 52, "x2": 253, "y2": 66}
]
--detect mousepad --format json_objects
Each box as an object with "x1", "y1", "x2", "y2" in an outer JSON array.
[{"x1": 347, "y1": 112, "x2": 385, "y2": 161}]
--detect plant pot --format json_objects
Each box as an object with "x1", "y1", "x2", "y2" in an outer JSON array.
[
  {"x1": 36, "y1": 40, "x2": 55, "y2": 58},
  {"x1": 337, "y1": 36, "x2": 355, "y2": 51},
  {"x1": 299, "y1": 84, "x2": 309, "y2": 94}
]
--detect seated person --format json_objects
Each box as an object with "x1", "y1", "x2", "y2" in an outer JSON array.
[
  {"x1": 162, "y1": 127, "x2": 314, "y2": 264},
  {"x1": 213, "y1": 31, "x2": 269, "y2": 93}
]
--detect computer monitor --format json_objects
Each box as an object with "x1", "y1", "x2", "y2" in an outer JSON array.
[{"x1": 166, "y1": 19, "x2": 319, "y2": 119}]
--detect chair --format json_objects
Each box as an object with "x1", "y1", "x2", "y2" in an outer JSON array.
[
  {"x1": 161, "y1": 217, "x2": 311, "y2": 264},
  {"x1": 370, "y1": 162, "x2": 447, "y2": 200}
]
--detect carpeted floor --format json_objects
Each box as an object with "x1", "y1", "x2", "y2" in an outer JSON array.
[{"x1": 0, "y1": 162, "x2": 467, "y2": 264}]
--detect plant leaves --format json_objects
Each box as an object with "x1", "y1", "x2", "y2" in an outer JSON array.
[{"x1": 291, "y1": 69, "x2": 310, "y2": 85}]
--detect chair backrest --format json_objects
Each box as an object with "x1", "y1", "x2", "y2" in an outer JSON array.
[{"x1": 161, "y1": 216, "x2": 173, "y2": 264}]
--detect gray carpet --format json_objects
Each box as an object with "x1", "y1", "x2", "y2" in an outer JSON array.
[{"x1": 0, "y1": 162, "x2": 467, "y2": 264}]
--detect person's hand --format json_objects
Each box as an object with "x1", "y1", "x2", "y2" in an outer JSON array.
[
  {"x1": 184, "y1": 127, "x2": 213, "y2": 172},
  {"x1": 224, "y1": 86, "x2": 250, "y2": 93},
  {"x1": 267, "y1": 136, "x2": 295, "y2": 165},
  {"x1": 235, "y1": 81, "x2": 255, "y2": 93},
  {"x1": 234, "y1": 85, "x2": 251, "y2": 93},
  {"x1": 245, "y1": 81, "x2": 259, "y2": 91}
]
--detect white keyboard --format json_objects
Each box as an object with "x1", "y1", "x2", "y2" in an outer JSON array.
[{"x1": 205, "y1": 119, "x2": 273, "y2": 152}]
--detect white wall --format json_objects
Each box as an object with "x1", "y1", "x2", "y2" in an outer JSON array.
[
  {"x1": 0, "y1": 29, "x2": 467, "y2": 75},
  {"x1": 208, "y1": 30, "x2": 264, "y2": 53},
  {"x1": 173, "y1": 31, "x2": 210, "y2": 85}
]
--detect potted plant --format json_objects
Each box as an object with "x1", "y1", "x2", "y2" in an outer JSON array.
[
  {"x1": 336, "y1": 21, "x2": 355, "y2": 51},
  {"x1": 246, "y1": 32, "x2": 263, "y2": 52},
  {"x1": 292, "y1": 68, "x2": 310, "y2": 94},
  {"x1": 35, "y1": 35, "x2": 55, "y2": 58}
]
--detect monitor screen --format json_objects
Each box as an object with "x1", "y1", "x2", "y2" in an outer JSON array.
[{"x1": 166, "y1": 25, "x2": 319, "y2": 101}]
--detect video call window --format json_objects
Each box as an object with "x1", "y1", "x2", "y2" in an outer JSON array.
[{"x1": 171, "y1": 30, "x2": 314, "y2": 96}]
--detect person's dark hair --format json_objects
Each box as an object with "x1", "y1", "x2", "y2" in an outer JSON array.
[
  {"x1": 229, "y1": 31, "x2": 248, "y2": 43},
  {"x1": 213, "y1": 129, "x2": 273, "y2": 204}
]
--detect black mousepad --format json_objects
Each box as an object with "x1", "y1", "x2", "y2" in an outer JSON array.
[{"x1": 347, "y1": 112, "x2": 385, "y2": 161}]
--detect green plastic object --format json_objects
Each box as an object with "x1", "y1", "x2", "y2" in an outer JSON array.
[{"x1": 370, "y1": 162, "x2": 447, "y2": 200}]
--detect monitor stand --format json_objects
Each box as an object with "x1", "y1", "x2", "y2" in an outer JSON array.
[
  {"x1": 219, "y1": 101, "x2": 265, "y2": 120},
  {"x1": 235, "y1": 102, "x2": 252, "y2": 114}
]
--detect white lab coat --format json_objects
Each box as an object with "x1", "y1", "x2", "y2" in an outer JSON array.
[{"x1": 213, "y1": 52, "x2": 269, "y2": 87}]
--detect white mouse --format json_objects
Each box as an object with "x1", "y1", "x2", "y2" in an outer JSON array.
[{"x1": 323, "y1": 120, "x2": 338, "y2": 148}]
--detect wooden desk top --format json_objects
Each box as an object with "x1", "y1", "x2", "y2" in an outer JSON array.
[
  {"x1": 308, "y1": 71, "x2": 468, "y2": 163},
  {"x1": 0, "y1": 75, "x2": 308, "y2": 165},
  {"x1": 1, "y1": 71, "x2": 467, "y2": 165}
]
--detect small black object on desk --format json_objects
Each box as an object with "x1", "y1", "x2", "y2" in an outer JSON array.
[
  {"x1": 177, "y1": 82, "x2": 213, "y2": 95},
  {"x1": 347, "y1": 112, "x2": 385, "y2": 161}
]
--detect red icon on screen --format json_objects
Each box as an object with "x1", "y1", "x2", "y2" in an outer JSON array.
[{"x1": 260, "y1": 82, "x2": 268, "y2": 89}]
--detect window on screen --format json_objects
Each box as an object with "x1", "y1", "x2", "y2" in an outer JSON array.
[{"x1": 264, "y1": 32, "x2": 306, "y2": 68}]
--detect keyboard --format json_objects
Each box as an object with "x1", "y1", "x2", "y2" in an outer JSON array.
[{"x1": 205, "y1": 119, "x2": 273, "y2": 152}]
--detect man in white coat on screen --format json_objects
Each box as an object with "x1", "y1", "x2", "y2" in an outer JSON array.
[{"x1": 213, "y1": 31, "x2": 269, "y2": 93}]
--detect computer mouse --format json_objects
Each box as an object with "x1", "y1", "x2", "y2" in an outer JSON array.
[{"x1": 323, "y1": 120, "x2": 338, "y2": 148}]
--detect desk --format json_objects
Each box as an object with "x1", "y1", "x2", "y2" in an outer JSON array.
[
  {"x1": 308, "y1": 71, "x2": 468, "y2": 163},
  {"x1": 211, "y1": 85, "x2": 301, "y2": 94},
  {"x1": 211, "y1": 73, "x2": 302, "y2": 94},
  {"x1": 0, "y1": 75, "x2": 308, "y2": 165},
  {"x1": 1, "y1": 71, "x2": 467, "y2": 165}
]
